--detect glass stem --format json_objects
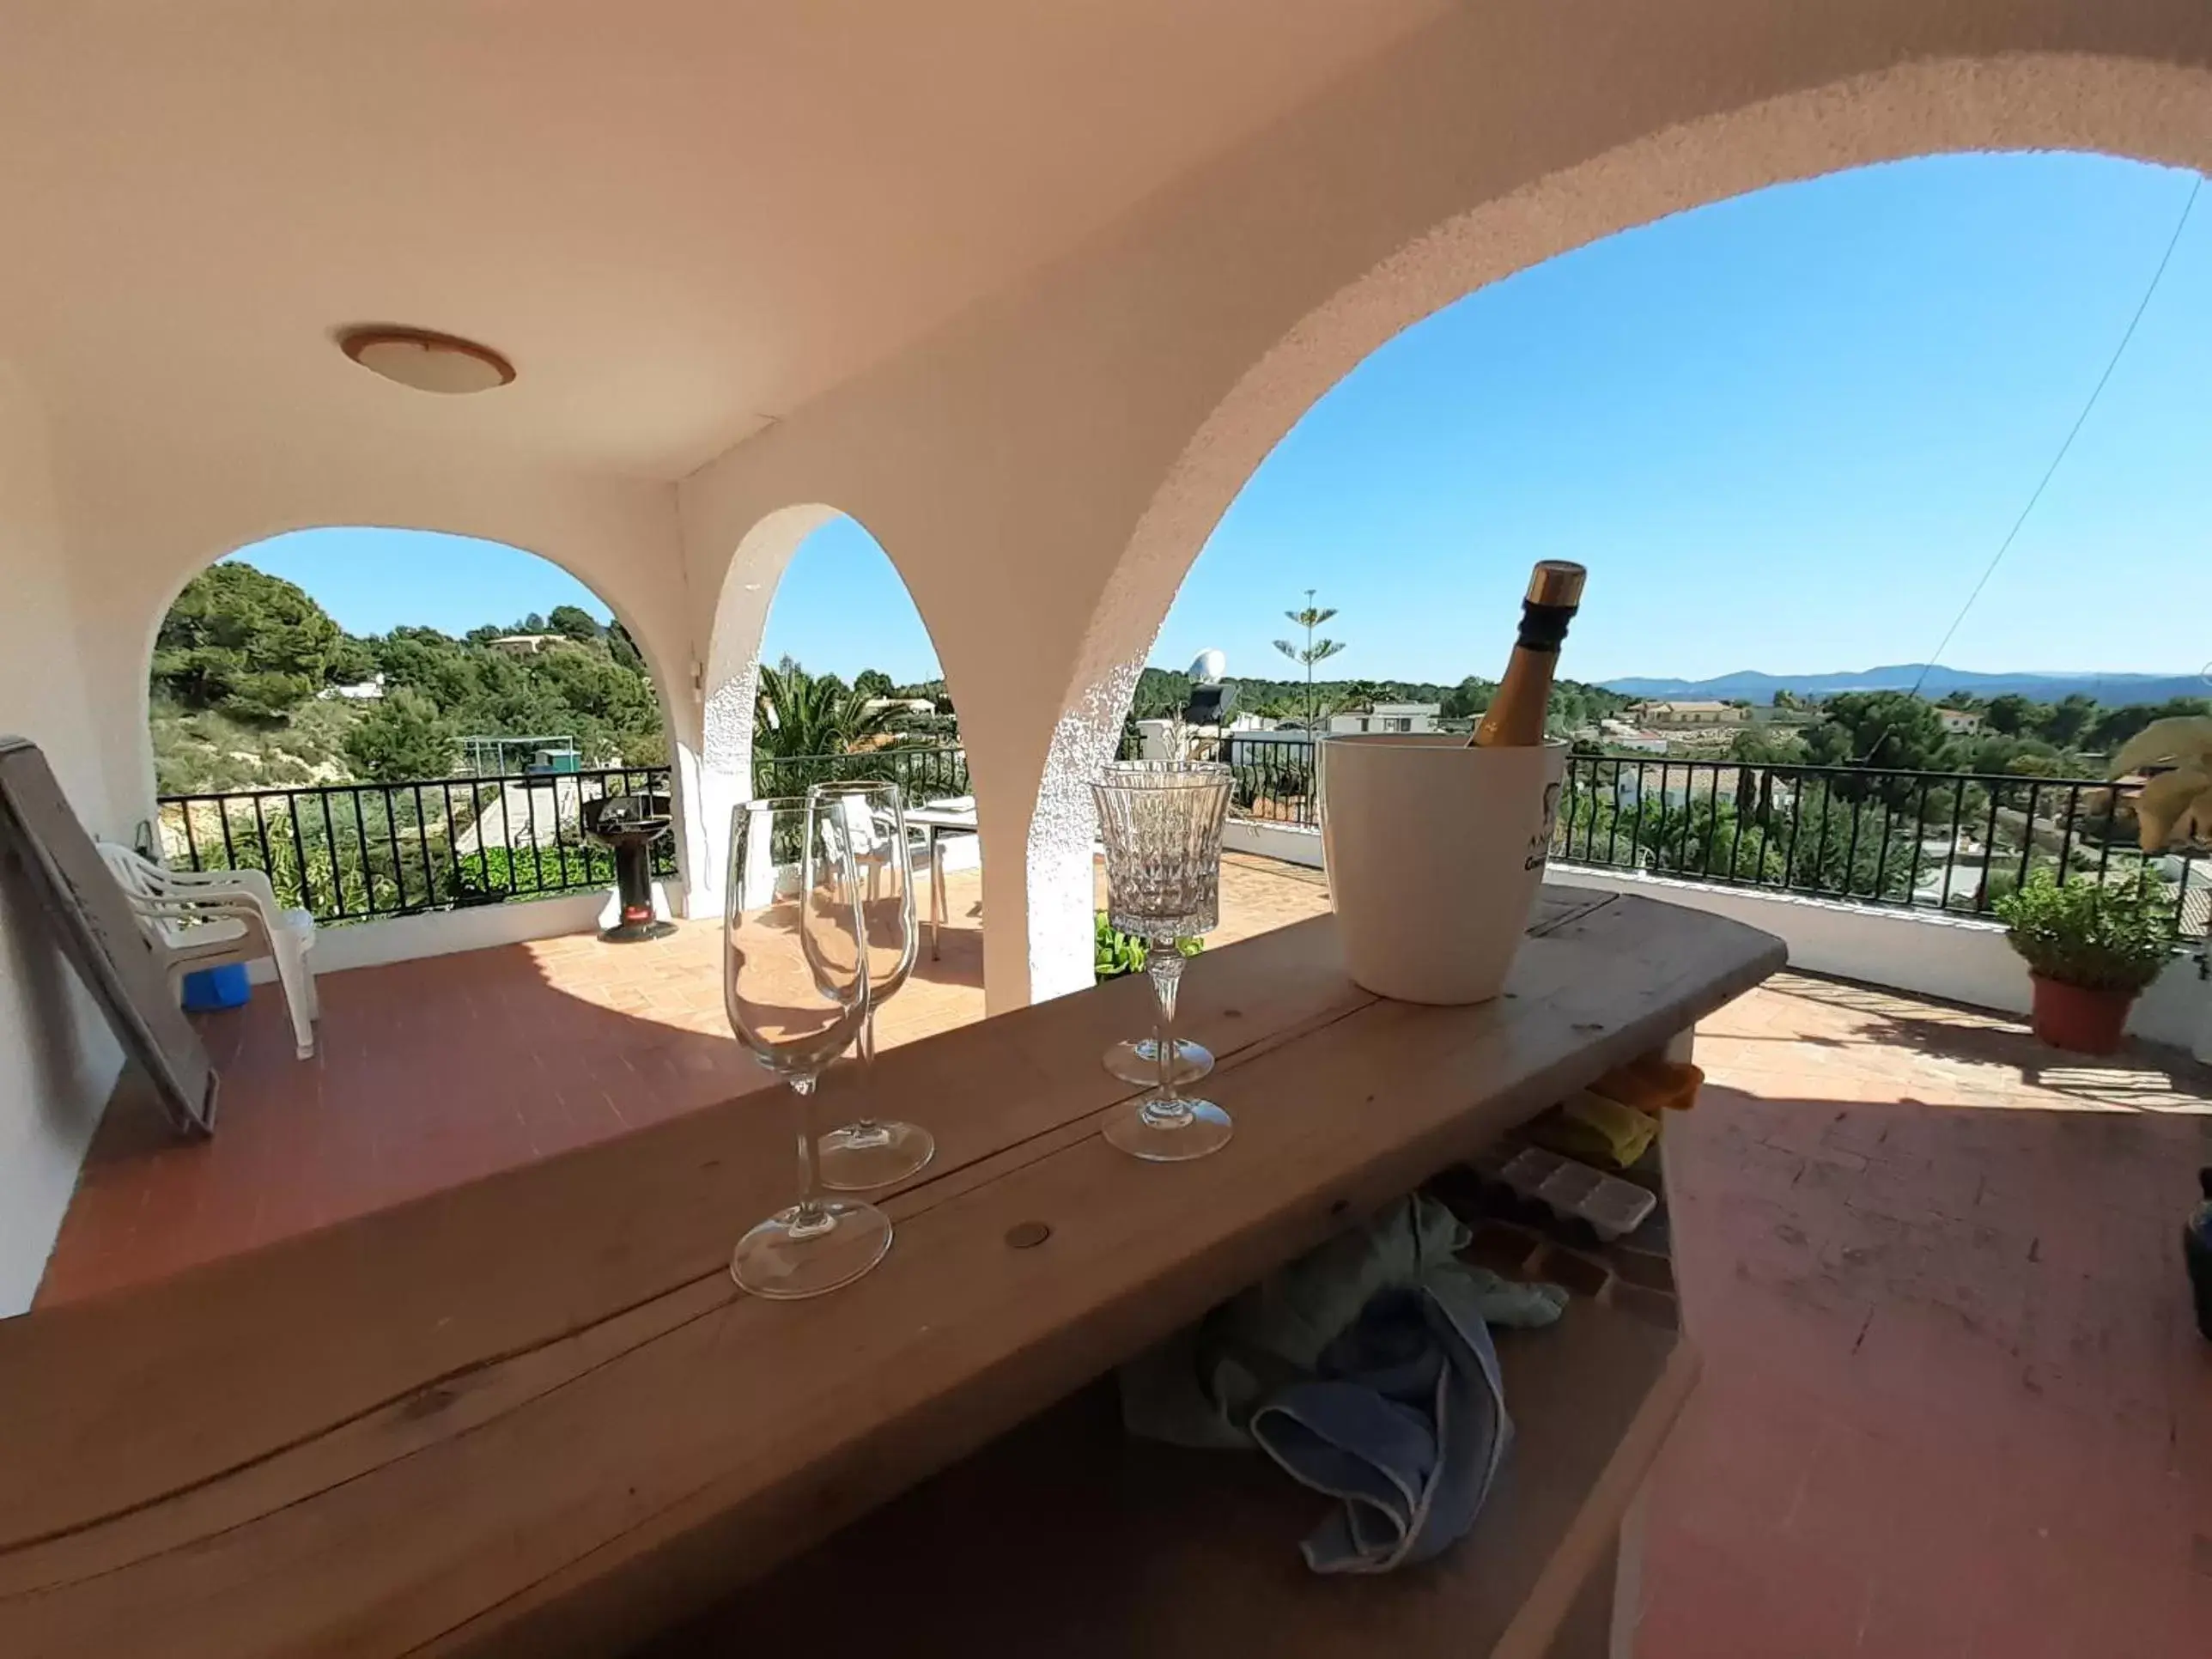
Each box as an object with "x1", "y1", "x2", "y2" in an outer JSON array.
[
  {"x1": 788, "y1": 1076, "x2": 834, "y2": 1237},
  {"x1": 1143, "y1": 941, "x2": 1192, "y2": 1128},
  {"x1": 846, "y1": 1006, "x2": 889, "y2": 1145}
]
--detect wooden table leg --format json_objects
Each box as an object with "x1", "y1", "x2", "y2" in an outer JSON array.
[
  {"x1": 1545, "y1": 1533, "x2": 1618, "y2": 1658},
  {"x1": 1542, "y1": 1485, "x2": 1649, "y2": 1657}
]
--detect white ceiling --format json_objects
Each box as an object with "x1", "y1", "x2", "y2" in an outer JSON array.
[{"x1": 0, "y1": 0, "x2": 1445, "y2": 480}]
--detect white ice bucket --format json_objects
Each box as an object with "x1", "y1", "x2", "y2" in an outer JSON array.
[{"x1": 1319, "y1": 734, "x2": 1567, "y2": 1005}]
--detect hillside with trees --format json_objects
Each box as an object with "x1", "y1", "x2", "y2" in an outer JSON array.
[
  {"x1": 151, "y1": 562, "x2": 665, "y2": 793},
  {"x1": 1750, "y1": 689, "x2": 2212, "y2": 778}
]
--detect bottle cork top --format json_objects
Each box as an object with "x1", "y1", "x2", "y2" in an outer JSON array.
[{"x1": 1525, "y1": 561, "x2": 1587, "y2": 608}]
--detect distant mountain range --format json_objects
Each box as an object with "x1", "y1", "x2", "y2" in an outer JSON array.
[{"x1": 1600, "y1": 665, "x2": 2208, "y2": 708}]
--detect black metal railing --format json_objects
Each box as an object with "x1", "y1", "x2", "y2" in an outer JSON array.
[
  {"x1": 751, "y1": 745, "x2": 970, "y2": 805},
  {"x1": 1188, "y1": 733, "x2": 1320, "y2": 827},
  {"x1": 1553, "y1": 756, "x2": 2208, "y2": 939},
  {"x1": 157, "y1": 767, "x2": 676, "y2": 926}
]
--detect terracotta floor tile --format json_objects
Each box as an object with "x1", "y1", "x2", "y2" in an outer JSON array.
[{"x1": 1643, "y1": 970, "x2": 2212, "y2": 1658}]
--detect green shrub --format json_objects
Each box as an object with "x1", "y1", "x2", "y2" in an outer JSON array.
[
  {"x1": 449, "y1": 844, "x2": 620, "y2": 906},
  {"x1": 1994, "y1": 868, "x2": 2172, "y2": 994},
  {"x1": 1094, "y1": 913, "x2": 1202, "y2": 981}
]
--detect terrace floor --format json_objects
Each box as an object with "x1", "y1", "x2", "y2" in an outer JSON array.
[
  {"x1": 36, "y1": 850, "x2": 1333, "y2": 1304},
  {"x1": 33, "y1": 854, "x2": 2212, "y2": 1654}
]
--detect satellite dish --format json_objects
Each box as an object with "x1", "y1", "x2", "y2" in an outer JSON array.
[{"x1": 1188, "y1": 648, "x2": 1227, "y2": 684}]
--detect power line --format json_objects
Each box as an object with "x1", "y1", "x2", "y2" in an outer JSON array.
[{"x1": 1904, "y1": 173, "x2": 2201, "y2": 708}]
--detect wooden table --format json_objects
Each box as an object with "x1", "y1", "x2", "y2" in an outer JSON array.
[{"x1": 0, "y1": 890, "x2": 1782, "y2": 1657}]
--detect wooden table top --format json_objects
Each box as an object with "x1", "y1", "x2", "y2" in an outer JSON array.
[{"x1": 0, "y1": 889, "x2": 1783, "y2": 1657}]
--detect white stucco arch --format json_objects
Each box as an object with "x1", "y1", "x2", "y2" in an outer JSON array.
[
  {"x1": 1028, "y1": 51, "x2": 2212, "y2": 1000},
  {"x1": 143, "y1": 521, "x2": 684, "y2": 763},
  {"x1": 49, "y1": 421, "x2": 694, "y2": 854},
  {"x1": 685, "y1": 502, "x2": 958, "y2": 920}
]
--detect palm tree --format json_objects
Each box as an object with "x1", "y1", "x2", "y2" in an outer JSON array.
[
  {"x1": 1332, "y1": 679, "x2": 1383, "y2": 718},
  {"x1": 753, "y1": 660, "x2": 913, "y2": 759},
  {"x1": 1273, "y1": 590, "x2": 1346, "y2": 732}
]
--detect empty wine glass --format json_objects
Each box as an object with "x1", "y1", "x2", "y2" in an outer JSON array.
[
  {"x1": 1103, "y1": 1031, "x2": 1212, "y2": 1086},
  {"x1": 724, "y1": 796, "x2": 892, "y2": 1298},
  {"x1": 1090, "y1": 760, "x2": 1234, "y2": 1161},
  {"x1": 807, "y1": 781, "x2": 936, "y2": 1189}
]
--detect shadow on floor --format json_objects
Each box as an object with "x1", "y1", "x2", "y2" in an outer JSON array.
[{"x1": 1743, "y1": 970, "x2": 2212, "y2": 1114}]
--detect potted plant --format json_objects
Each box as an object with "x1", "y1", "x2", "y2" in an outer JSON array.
[
  {"x1": 1094, "y1": 912, "x2": 1200, "y2": 981},
  {"x1": 1994, "y1": 868, "x2": 2172, "y2": 1054}
]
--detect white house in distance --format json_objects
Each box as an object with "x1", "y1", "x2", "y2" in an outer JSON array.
[
  {"x1": 488, "y1": 633, "x2": 564, "y2": 657},
  {"x1": 1595, "y1": 717, "x2": 1669, "y2": 753},
  {"x1": 1935, "y1": 707, "x2": 1983, "y2": 735},
  {"x1": 1328, "y1": 702, "x2": 1440, "y2": 735},
  {"x1": 1632, "y1": 700, "x2": 1750, "y2": 728}
]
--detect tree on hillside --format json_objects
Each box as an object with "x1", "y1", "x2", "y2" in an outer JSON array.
[
  {"x1": 153, "y1": 562, "x2": 347, "y2": 722},
  {"x1": 1729, "y1": 726, "x2": 1801, "y2": 764},
  {"x1": 1547, "y1": 679, "x2": 1632, "y2": 734},
  {"x1": 2088, "y1": 696, "x2": 2212, "y2": 755},
  {"x1": 753, "y1": 660, "x2": 915, "y2": 759},
  {"x1": 2040, "y1": 692, "x2": 2098, "y2": 747},
  {"x1": 1334, "y1": 680, "x2": 1383, "y2": 716},
  {"x1": 1440, "y1": 677, "x2": 1493, "y2": 721},
  {"x1": 546, "y1": 605, "x2": 601, "y2": 642},
  {"x1": 343, "y1": 688, "x2": 456, "y2": 783},
  {"x1": 607, "y1": 621, "x2": 647, "y2": 677},
  {"x1": 1983, "y1": 693, "x2": 2043, "y2": 736},
  {"x1": 854, "y1": 668, "x2": 896, "y2": 699},
  {"x1": 1948, "y1": 732, "x2": 2059, "y2": 777},
  {"x1": 1273, "y1": 590, "x2": 1346, "y2": 731},
  {"x1": 1132, "y1": 667, "x2": 1193, "y2": 719},
  {"x1": 1801, "y1": 691, "x2": 1947, "y2": 773},
  {"x1": 325, "y1": 634, "x2": 379, "y2": 687}
]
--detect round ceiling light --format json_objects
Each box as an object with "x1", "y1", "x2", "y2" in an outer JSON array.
[{"x1": 338, "y1": 326, "x2": 514, "y2": 394}]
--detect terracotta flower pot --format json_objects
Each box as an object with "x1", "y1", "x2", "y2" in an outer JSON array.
[{"x1": 2027, "y1": 973, "x2": 2136, "y2": 1056}]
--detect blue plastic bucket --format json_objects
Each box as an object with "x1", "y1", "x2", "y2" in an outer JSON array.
[{"x1": 181, "y1": 962, "x2": 251, "y2": 1012}]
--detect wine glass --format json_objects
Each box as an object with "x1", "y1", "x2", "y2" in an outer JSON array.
[
  {"x1": 1103, "y1": 1031, "x2": 1212, "y2": 1086},
  {"x1": 807, "y1": 781, "x2": 936, "y2": 1189},
  {"x1": 1090, "y1": 761, "x2": 1235, "y2": 1161},
  {"x1": 724, "y1": 797, "x2": 892, "y2": 1298}
]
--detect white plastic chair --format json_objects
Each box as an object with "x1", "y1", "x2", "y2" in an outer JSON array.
[
  {"x1": 826, "y1": 788, "x2": 950, "y2": 955},
  {"x1": 99, "y1": 842, "x2": 320, "y2": 1059}
]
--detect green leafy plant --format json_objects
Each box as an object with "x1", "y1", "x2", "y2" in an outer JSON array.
[
  {"x1": 1094, "y1": 913, "x2": 1202, "y2": 981},
  {"x1": 1994, "y1": 868, "x2": 2172, "y2": 994}
]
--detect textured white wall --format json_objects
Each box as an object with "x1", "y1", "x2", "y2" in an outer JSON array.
[
  {"x1": 0, "y1": 366, "x2": 122, "y2": 1316},
  {"x1": 51, "y1": 430, "x2": 696, "y2": 844}
]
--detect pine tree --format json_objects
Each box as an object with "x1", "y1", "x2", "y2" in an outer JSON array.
[{"x1": 1273, "y1": 590, "x2": 1346, "y2": 732}]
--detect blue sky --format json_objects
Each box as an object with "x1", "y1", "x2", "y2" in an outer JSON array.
[{"x1": 240, "y1": 152, "x2": 2209, "y2": 687}]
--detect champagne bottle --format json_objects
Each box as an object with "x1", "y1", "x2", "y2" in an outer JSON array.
[{"x1": 1470, "y1": 561, "x2": 1586, "y2": 748}]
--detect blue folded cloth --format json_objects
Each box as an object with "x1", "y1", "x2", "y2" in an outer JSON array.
[
  {"x1": 1117, "y1": 1194, "x2": 1563, "y2": 1572},
  {"x1": 1249, "y1": 1272, "x2": 1512, "y2": 1573}
]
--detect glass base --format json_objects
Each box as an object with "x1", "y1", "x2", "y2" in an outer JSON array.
[
  {"x1": 1103, "y1": 1036, "x2": 1213, "y2": 1087},
  {"x1": 817, "y1": 1119, "x2": 936, "y2": 1191},
  {"x1": 1103, "y1": 1097, "x2": 1233, "y2": 1163},
  {"x1": 730, "y1": 1199, "x2": 893, "y2": 1298}
]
